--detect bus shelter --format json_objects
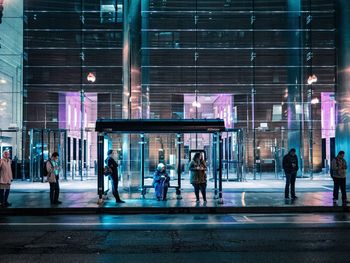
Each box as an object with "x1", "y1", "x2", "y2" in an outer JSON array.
[{"x1": 95, "y1": 119, "x2": 226, "y2": 204}]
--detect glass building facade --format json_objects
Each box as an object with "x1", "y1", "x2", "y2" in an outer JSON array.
[{"x1": 1, "y1": 0, "x2": 346, "y2": 191}]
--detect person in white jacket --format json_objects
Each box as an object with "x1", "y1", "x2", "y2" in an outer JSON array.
[{"x1": 0, "y1": 150, "x2": 13, "y2": 207}]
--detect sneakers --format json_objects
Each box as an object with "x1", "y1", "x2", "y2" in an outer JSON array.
[
  {"x1": 116, "y1": 200, "x2": 125, "y2": 203},
  {"x1": 291, "y1": 196, "x2": 298, "y2": 200},
  {"x1": 3, "y1": 202, "x2": 11, "y2": 207}
]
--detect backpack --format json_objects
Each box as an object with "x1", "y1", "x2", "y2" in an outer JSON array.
[
  {"x1": 330, "y1": 158, "x2": 336, "y2": 178},
  {"x1": 43, "y1": 160, "x2": 52, "y2": 177}
]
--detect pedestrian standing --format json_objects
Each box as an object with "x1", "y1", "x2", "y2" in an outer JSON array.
[
  {"x1": 283, "y1": 148, "x2": 299, "y2": 199},
  {"x1": 189, "y1": 152, "x2": 207, "y2": 203},
  {"x1": 105, "y1": 150, "x2": 125, "y2": 203},
  {"x1": 0, "y1": 150, "x2": 13, "y2": 207},
  {"x1": 331, "y1": 151, "x2": 349, "y2": 205},
  {"x1": 46, "y1": 152, "x2": 62, "y2": 205}
]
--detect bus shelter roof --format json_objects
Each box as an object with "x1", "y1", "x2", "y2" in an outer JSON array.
[{"x1": 95, "y1": 119, "x2": 225, "y2": 133}]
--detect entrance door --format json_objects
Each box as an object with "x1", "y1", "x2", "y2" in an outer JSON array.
[{"x1": 29, "y1": 129, "x2": 67, "y2": 182}]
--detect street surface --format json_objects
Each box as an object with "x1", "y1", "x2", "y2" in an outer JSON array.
[{"x1": 1, "y1": 213, "x2": 350, "y2": 262}]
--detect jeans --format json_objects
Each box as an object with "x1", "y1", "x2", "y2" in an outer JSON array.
[
  {"x1": 193, "y1": 183, "x2": 207, "y2": 201},
  {"x1": 333, "y1": 177, "x2": 347, "y2": 201},
  {"x1": 0, "y1": 189, "x2": 10, "y2": 205},
  {"x1": 285, "y1": 172, "x2": 296, "y2": 198},
  {"x1": 49, "y1": 179, "x2": 60, "y2": 204},
  {"x1": 154, "y1": 181, "x2": 169, "y2": 200},
  {"x1": 111, "y1": 177, "x2": 123, "y2": 202}
]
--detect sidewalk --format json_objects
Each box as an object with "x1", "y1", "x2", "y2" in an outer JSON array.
[{"x1": 1, "y1": 179, "x2": 348, "y2": 215}]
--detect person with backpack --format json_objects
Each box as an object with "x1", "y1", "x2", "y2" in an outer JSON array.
[
  {"x1": 45, "y1": 152, "x2": 61, "y2": 205},
  {"x1": 105, "y1": 150, "x2": 125, "y2": 203},
  {"x1": 283, "y1": 148, "x2": 299, "y2": 200},
  {"x1": 331, "y1": 151, "x2": 349, "y2": 205},
  {"x1": 0, "y1": 150, "x2": 13, "y2": 207}
]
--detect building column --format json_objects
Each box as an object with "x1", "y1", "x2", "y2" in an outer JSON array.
[
  {"x1": 122, "y1": 0, "x2": 148, "y2": 190},
  {"x1": 336, "y1": 0, "x2": 350, "y2": 176},
  {"x1": 287, "y1": 0, "x2": 302, "y2": 175}
]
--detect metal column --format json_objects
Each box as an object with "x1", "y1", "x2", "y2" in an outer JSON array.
[
  {"x1": 41, "y1": 129, "x2": 44, "y2": 183},
  {"x1": 97, "y1": 132, "x2": 104, "y2": 204},
  {"x1": 218, "y1": 133, "x2": 224, "y2": 204},
  {"x1": 212, "y1": 133, "x2": 218, "y2": 199},
  {"x1": 176, "y1": 134, "x2": 182, "y2": 199},
  {"x1": 63, "y1": 131, "x2": 68, "y2": 181},
  {"x1": 140, "y1": 134, "x2": 146, "y2": 198}
]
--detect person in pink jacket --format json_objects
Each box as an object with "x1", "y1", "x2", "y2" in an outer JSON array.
[{"x1": 0, "y1": 150, "x2": 13, "y2": 207}]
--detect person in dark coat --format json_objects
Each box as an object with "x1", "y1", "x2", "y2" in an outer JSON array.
[
  {"x1": 331, "y1": 151, "x2": 349, "y2": 204},
  {"x1": 152, "y1": 163, "x2": 170, "y2": 201},
  {"x1": 189, "y1": 152, "x2": 207, "y2": 203},
  {"x1": 105, "y1": 150, "x2": 125, "y2": 203},
  {"x1": 283, "y1": 148, "x2": 299, "y2": 199}
]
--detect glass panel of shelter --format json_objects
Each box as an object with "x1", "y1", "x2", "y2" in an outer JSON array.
[
  {"x1": 221, "y1": 129, "x2": 245, "y2": 182},
  {"x1": 100, "y1": 132, "x2": 222, "y2": 200}
]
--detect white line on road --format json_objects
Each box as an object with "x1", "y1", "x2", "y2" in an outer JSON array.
[{"x1": 1, "y1": 221, "x2": 350, "y2": 226}]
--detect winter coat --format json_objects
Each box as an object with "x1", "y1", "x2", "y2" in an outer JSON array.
[
  {"x1": 331, "y1": 157, "x2": 347, "y2": 178},
  {"x1": 152, "y1": 169, "x2": 170, "y2": 199},
  {"x1": 0, "y1": 158, "x2": 13, "y2": 184},
  {"x1": 189, "y1": 160, "x2": 207, "y2": 184},
  {"x1": 152, "y1": 170, "x2": 170, "y2": 187},
  {"x1": 282, "y1": 153, "x2": 299, "y2": 174},
  {"x1": 105, "y1": 157, "x2": 118, "y2": 181}
]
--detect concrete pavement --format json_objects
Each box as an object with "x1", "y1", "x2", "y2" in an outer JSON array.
[{"x1": 0, "y1": 178, "x2": 349, "y2": 214}]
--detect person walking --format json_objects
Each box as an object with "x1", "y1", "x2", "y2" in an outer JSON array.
[
  {"x1": 152, "y1": 163, "x2": 170, "y2": 201},
  {"x1": 0, "y1": 150, "x2": 13, "y2": 207},
  {"x1": 283, "y1": 148, "x2": 299, "y2": 199},
  {"x1": 331, "y1": 151, "x2": 349, "y2": 205},
  {"x1": 189, "y1": 152, "x2": 207, "y2": 203},
  {"x1": 46, "y1": 152, "x2": 62, "y2": 205},
  {"x1": 105, "y1": 150, "x2": 125, "y2": 203}
]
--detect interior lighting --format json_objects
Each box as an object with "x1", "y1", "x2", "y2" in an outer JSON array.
[
  {"x1": 307, "y1": 74, "x2": 318, "y2": 85},
  {"x1": 311, "y1": 97, "x2": 319, "y2": 105},
  {"x1": 192, "y1": 90, "x2": 201, "y2": 108},
  {"x1": 0, "y1": 79, "x2": 6, "y2": 84},
  {"x1": 192, "y1": 100, "x2": 201, "y2": 108},
  {"x1": 87, "y1": 72, "x2": 96, "y2": 83}
]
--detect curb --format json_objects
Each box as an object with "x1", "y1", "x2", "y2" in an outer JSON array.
[{"x1": 0, "y1": 206, "x2": 349, "y2": 215}]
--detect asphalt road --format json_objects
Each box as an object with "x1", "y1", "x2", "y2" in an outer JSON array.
[{"x1": 1, "y1": 213, "x2": 350, "y2": 263}]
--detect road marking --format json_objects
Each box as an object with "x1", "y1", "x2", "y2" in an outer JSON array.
[
  {"x1": 1, "y1": 221, "x2": 350, "y2": 226},
  {"x1": 322, "y1": 186, "x2": 333, "y2": 191}
]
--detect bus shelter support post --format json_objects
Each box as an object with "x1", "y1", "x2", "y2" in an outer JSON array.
[
  {"x1": 218, "y1": 132, "x2": 224, "y2": 204},
  {"x1": 176, "y1": 134, "x2": 182, "y2": 199},
  {"x1": 213, "y1": 133, "x2": 218, "y2": 199},
  {"x1": 97, "y1": 132, "x2": 105, "y2": 205},
  {"x1": 140, "y1": 134, "x2": 146, "y2": 198}
]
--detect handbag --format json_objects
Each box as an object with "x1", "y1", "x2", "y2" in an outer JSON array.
[{"x1": 104, "y1": 165, "x2": 112, "y2": 176}]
